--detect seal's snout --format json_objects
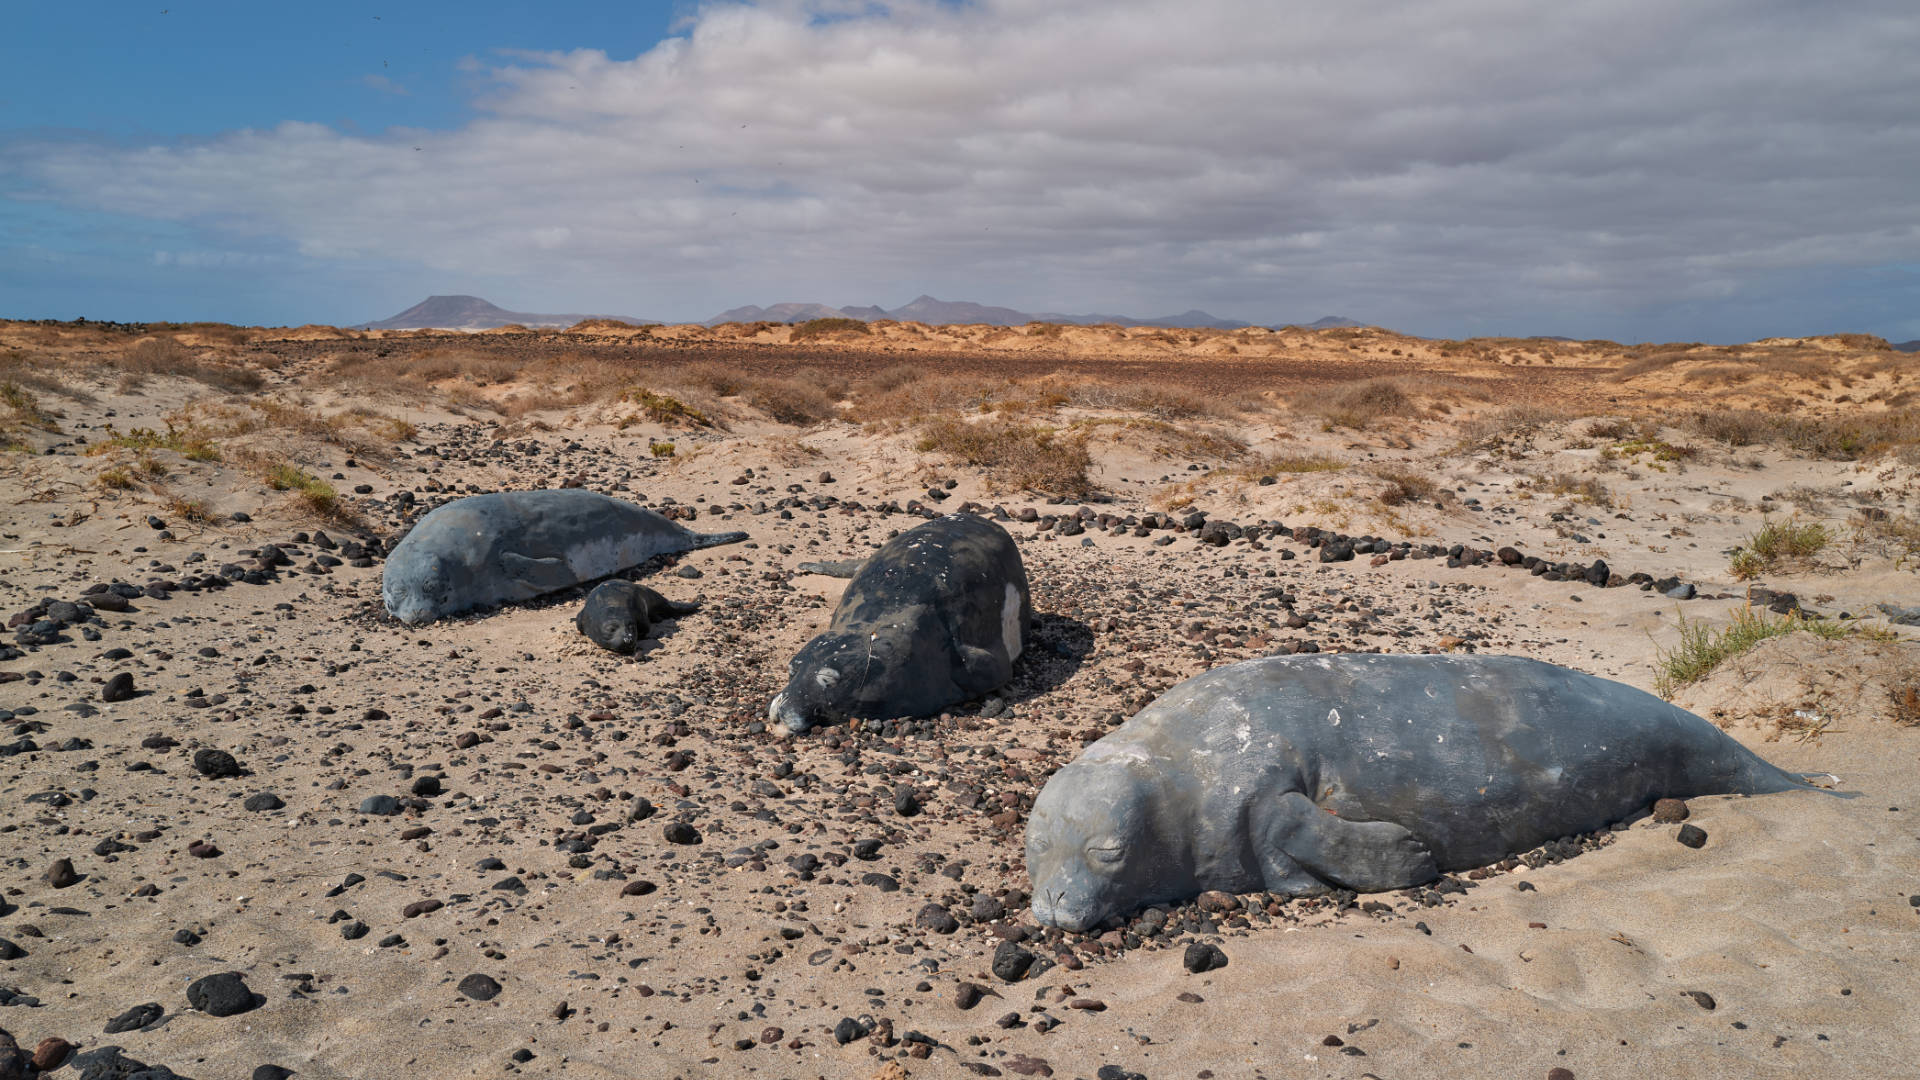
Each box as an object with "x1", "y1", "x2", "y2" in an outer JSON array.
[
  {"x1": 768, "y1": 692, "x2": 811, "y2": 736},
  {"x1": 385, "y1": 585, "x2": 435, "y2": 626},
  {"x1": 1030, "y1": 887, "x2": 1097, "y2": 933},
  {"x1": 602, "y1": 620, "x2": 638, "y2": 655}
]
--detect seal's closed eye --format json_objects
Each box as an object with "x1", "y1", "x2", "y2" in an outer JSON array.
[{"x1": 1085, "y1": 839, "x2": 1126, "y2": 865}]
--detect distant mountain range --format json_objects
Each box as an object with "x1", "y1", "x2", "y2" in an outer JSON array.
[
  {"x1": 357, "y1": 293, "x2": 1369, "y2": 333},
  {"x1": 705, "y1": 295, "x2": 1371, "y2": 331},
  {"x1": 1894, "y1": 340, "x2": 1920, "y2": 353},
  {"x1": 355, "y1": 295, "x2": 652, "y2": 331},
  {"x1": 707, "y1": 295, "x2": 1260, "y2": 329}
]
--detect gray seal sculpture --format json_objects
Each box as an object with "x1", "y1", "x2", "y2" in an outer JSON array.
[
  {"x1": 381, "y1": 489, "x2": 745, "y2": 624},
  {"x1": 770, "y1": 513, "x2": 1031, "y2": 734},
  {"x1": 1026, "y1": 653, "x2": 1830, "y2": 931},
  {"x1": 576, "y1": 581, "x2": 698, "y2": 654}
]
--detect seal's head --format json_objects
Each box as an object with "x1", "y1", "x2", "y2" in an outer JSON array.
[
  {"x1": 577, "y1": 585, "x2": 643, "y2": 655},
  {"x1": 768, "y1": 629, "x2": 909, "y2": 734},
  {"x1": 1025, "y1": 748, "x2": 1166, "y2": 932},
  {"x1": 382, "y1": 550, "x2": 455, "y2": 626}
]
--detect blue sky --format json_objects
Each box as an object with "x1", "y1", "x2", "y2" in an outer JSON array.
[{"x1": 5, "y1": 0, "x2": 1918, "y2": 341}]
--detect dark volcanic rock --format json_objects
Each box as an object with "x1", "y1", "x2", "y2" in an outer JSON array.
[
  {"x1": 1183, "y1": 941, "x2": 1230, "y2": 973},
  {"x1": 101, "y1": 673, "x2": 136, "y2": 702},
  {"x1": 191, "y1": 749, "x2": 242, "y2": 779},
  {"x1": 104, "y1": 1002, "x2": 165, "y2": 1033},
  {"x1": 915, "y1": 904, "x2": 959, "y2": 935},
  {"x1": 1675, "y1": 824, "x2": 1708, "y2": 849},
  {"x1": 70, "y1": 1045, "x2": 197, "y2": 1080},
  {"x1": 187, "y1": 972, "x2": 260, "y2": 1017},
  {"x1": 457, "y1": 973, "x2": 502, "y2": 1001},
  {"x1": 992, "y1": 941, "x2": 1036, "y2": 982},
  {"x1": 243, "y1": 792, "x2": 285, "y2": 812}
]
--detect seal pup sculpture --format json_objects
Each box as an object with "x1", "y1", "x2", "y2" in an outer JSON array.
[
  {"x1": 576, "y1": 581, "x2": 698, "y2": 654},
  {"x1": 770, "y1": 513, "x2": 1031, "y2": 734},
  {"x1": 1026, "y1": 653, "x2": 1831, "y2": 931},
  {"x1": 382, "y1": 489, "x2": 745, "y2": 624}
]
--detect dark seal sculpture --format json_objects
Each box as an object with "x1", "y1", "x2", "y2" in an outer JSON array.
[
  {"x1": 769, "y1": 513, "x2": 1031, "y2": 734},
  {"x1": 382, "y1": 490, "x2": 745, "y2": 624},
  {"x1": 576, "y1": 580, "x2": 698, "y2": 654},
  {"x1": 1026, "y1": 653, "x2": 1830, "y2": 931}
]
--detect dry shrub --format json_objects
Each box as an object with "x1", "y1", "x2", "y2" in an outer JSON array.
[
  {"x1": 764, "y1": 436, "x2": 822, "y2": 467},
  {"x1": 1256, "y1": 453, "x2": 1344, "y2": 474},
  {"x1": 166, "y1": 495, "x2": 217, "y2": 524},
  {"x1": 621, "y1": 388, "x2": 712, "y2": 428},
  {"x1": 745, "y1": 378, "x2": 837, "y2": 426},
  {"x1": 790, "y1": 367, "x2": 852, "y2": 402},
  {"x1": 1585, "y1": 416, "x2": 1639, "y2": 441},
  {"x1": 1525, "y1": 471, "x2": 1613, "y2": 506},
  {"x1": 1611, "y1": 343, "x2": 1705, "y2": 381},
  {"x1": 916, "y1": 418, "x2": 1093, "y2": 496},
  {"x1": 331, "y1": 346, "x2": 520, "y2": 388},
  {"x1": 1054, "y1": 377, "x2": 1248, "y2": 419},
  {"x1": 0, "y1": 351, "x2": 95, "y2": 403},
  {"x1": 848, "y1": 374, "x2": 1012, "y2": 422},
  {"x1": 1461, "y1": 404, "x2": 1571, "y2": 452},
  {"x1": 1, "y1": 382, "x2": 62, "y2": 432},
  {"x1": 1290, "y1": 377, "x2": 1417, "y2": 428},
  {"x1": 152, "y1": 321, "x2": 256, "y2": 346},
  {"x1": 670, "y1": 362, "x2": 749, "y2": 397},
  {"x1": 790, "y1": 317, "x2": 870, "y2": 341},
  {"x1": 88, "y1": 423, "x2": 220, "y2": 461},
  {"x1": 566, "y1": 318, "x2": 643, "y2": 332},
  {"x1": 1372, "y1": 468, "x2": 1442, "y2": 506},
  {"x1": 857, "y1": 365, "x2": 921, "y2": 395},
  {"x1": 121, "y1": 337, "x2": 264, "y2": 392},
  {"x1": 1686, "y1": 408, "x2": 1920, "y2": 459},
  {"x1": 1073, "y1": 417, "x2": 1246, "y2": 460},
  {"x1": 1891, "y1": 678, "x2": 1920, "y2": 726}
]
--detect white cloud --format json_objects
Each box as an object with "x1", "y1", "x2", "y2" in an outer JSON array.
[
  {"x1": 14, "y1": 0, "x2": 1920, "y2": 331},
  {"x1": 360, "y1": 73, "x2": 410, "y2": 96}
]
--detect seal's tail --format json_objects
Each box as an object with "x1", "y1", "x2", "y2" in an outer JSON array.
[
  {"x1": 689, "y1": 530, "x2": 748, "y2": 549},
  {"x1": 665, "y1": 600, "x2": 701, "y2": 617},
  {"x1": 1735, "y1": 755, "x2": 1847, "y2": 796}
]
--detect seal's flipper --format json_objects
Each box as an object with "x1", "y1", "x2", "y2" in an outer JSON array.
[
  {"x1": 1254, "y1": 791, "x2": 1438, "y2": 892},
  {"x1": 499, "y1": 551, "x2": 579, "y2": 591},
  {"x1": 797, "y1": 559, "x2": 865, "y2": 578},
  {"x1": 1247, "y1": 839, "x2": 1336, "y2": 897},
  {"x1": 955, "y1": 643, "x2": 1013, "y2": 696},
  {"x1": 689, "y1": 530, "x2": 749, "y2": 550},
  {"x1": 631, "y1": 585, "x2": 698, "y2": 621}
]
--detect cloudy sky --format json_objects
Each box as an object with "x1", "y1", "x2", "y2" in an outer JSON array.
[{"x1": 4, "y1": 0, "x2": 1917, "y2": 341}]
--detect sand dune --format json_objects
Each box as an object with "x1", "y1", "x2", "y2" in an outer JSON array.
[{"x1": 0, "y1": 317, "x2": 1915, "y2": 1079}]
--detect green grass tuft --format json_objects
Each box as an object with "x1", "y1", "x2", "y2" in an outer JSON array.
[{"x1": 1654, "y1": 606, "x2": 1866, "y2": 698}]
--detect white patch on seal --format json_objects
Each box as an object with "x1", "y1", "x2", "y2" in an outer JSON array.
[
  {"x1": 1327, "y1": 707, "x2": 1341, "y2": 726},
  {"x1": 767, "y1": 691, "x2": 787, "y2": 722},
  {"x1": 1002, "y1": 583, "x2": 1023, "y2": 661},
  {"x1": 814, "y1": 668, "x2": 840, "y2": 689}
]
